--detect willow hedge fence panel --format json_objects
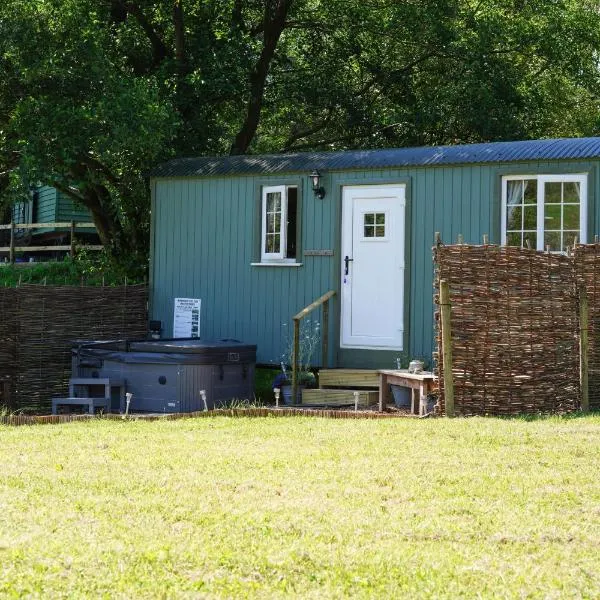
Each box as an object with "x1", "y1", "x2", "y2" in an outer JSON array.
[
  {"x1": 0, "y1": 284, "x2": 147, "y2": 413},
  {"x1": 434, "y1": 244, "x2": 582, "y2": 416}
]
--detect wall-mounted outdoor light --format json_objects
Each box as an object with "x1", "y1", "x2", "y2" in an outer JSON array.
[{"x1": 310, "y1": 169, "x2": 326, "y2": 199}]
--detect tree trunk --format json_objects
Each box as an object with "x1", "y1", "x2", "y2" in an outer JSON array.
[{"x1": 229, "y1": 0, "x2": 294, "y2": 155}]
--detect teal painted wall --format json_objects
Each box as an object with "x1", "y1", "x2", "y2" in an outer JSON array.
[
  {"x1": 56, "y1": 190, "x2": 95, "y2": 233},
  {"x1": 35, "y1": 186, "x2": 58, "y2": 224},
  {"x1": 150, "y1": 158, "x2": 599, "y2": 368},
  {"x1": 56, "y1": 191, "x2": 92, "y2": 223},
  {"x1": 34, "y1": 186, "x2": 94, "y2": 234}
]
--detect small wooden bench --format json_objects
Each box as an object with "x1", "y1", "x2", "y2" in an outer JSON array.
[
  {"x1": 52, "y1": 378, "x2": 126, "y2": 415},
  {"x1": 378, "y1": 370, "x2": 437, "y2": 415}
]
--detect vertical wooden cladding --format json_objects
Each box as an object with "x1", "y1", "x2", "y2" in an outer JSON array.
[
  {"x1": 36, "y1": 186, "x2": 58, "y2": 223},
  {"x1": 151, "y1": 173, "x2": 338, "y2": 365},
  {"x1": 56, "y1": 191, "x2": 91, "y2": 223},
  {"x1": 150, "y1": 158, "x2": 599, "y2": 367}
]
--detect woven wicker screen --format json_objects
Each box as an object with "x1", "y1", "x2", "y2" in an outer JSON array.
[
  {"x1": 433, "y1": 244, "x2": 580, "y2": 416},
  {"x1": 0, "y1": 284, "x2": 147, "y2": 413}
]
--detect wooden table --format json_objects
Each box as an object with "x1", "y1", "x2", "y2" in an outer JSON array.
[{"x1": 378, "y1": 369, "x2": 437, "y2": 415}]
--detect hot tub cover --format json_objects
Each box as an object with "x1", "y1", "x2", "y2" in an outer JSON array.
[{"x1": 73, "y1": 338, "x2": 257, "y2": 365}]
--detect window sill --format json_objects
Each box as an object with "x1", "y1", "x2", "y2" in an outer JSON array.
[{"x1": 251, "y1": 262, "x2": 303, "y2": 267}]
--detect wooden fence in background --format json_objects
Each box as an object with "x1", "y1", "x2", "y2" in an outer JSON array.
[
  {"x1": 0, "y1": 284, "x2": 147, "y2": 413},
  {"x1": 0, "y1": 221, "x2": 102, "y2": 262}
]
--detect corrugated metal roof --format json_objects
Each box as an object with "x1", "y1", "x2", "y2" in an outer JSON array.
[{"x1": 149, "y1": 137, "x2": 600, "y2": 178}]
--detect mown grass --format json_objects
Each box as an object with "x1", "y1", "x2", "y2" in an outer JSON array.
[{"x1": 0, "y1": 415, "x2": 599, "y2": 598}]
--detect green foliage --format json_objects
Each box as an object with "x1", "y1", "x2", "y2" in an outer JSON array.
[
  {"x1": 0, "y1": 254, "x2": 145, "y2": 287},
  {"x1": 279, "y1": 319, "x2": 320, "y2": 385},
  {"x1": 254, "y1": 367, "x2": 279, "y2": 403},
  {"x1": 2, "y1": 0, "x2": 600, "y2": 271}
]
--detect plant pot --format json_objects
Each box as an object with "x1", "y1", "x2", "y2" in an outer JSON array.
[
  {"x1": 390, "y1": 384, "x2": 410, "y2": 407},
  {"x1": 280, "y1": 384, "x2": 303, "y2": 405}
]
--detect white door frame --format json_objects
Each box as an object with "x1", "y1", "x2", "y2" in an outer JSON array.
[{"x1": 340, "y1": 184, "x2": 406, "y2": 350}]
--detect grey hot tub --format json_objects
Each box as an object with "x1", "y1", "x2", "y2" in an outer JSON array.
[{"x1": 72, "y1": 338, "x2": 256, "y2": 413}]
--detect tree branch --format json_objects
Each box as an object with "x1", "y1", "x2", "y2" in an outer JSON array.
[
  {"x1": 282, "y1": 108, "x2": 335, "y2": 151},
  {"x1": 173, "y1": 0, "x2": 186, "y2": 67},
  {"x1": 230, "y1": 0, "x2": 295, "y2": 155},
  {"x1": 122, "y1": 1, "x2": 170, "y2": 67},
  {"x1": 232, "y1": 0, "x2": 245, "y2": 31},
  {"x1": 78, "y1": 154, "x2": 120, "y2": 187},
  {"x1": 50, "y1": 181, "x2": 87, "y2": 205}
]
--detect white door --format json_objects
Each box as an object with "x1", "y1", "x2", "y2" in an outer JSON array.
[{"x1": 341, "y1": 185, "x2": 406, "y2": 350}]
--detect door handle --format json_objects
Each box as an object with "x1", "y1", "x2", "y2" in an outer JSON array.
[{"x1": 344, "y1": 255, "x2": 354, "y2": 276}]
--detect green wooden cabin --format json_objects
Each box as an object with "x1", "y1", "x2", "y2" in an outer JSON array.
[
  {"x1": 6, "y1": 186, "x2": 98, "y2": 260},
  {"x1": 149, "y1": 137, "x2": 600, "y2": 368},
  {"x1": 13, "y1": 186, "x2": 95, "y2": 236}
]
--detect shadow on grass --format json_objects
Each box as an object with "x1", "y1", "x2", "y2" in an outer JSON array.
[{"x1": 493, "y1": 409, "x2": 600, "y2": 421}]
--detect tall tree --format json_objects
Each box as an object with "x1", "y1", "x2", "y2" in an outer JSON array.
[{"x1": 1, "y1": 0, "x2": 600, "y2": 271}]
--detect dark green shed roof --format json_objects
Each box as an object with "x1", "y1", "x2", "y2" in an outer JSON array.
[{"x1": 150, "y1": 137, "x2": 600, "y2": 178}]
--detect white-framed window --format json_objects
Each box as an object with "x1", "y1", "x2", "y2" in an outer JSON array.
[
  {"x1": 501, "y1": 174, "x2": 587, "y2": 253},
  {"x1": 260, "y1": 185, "x2": 298, "y2": 262}
]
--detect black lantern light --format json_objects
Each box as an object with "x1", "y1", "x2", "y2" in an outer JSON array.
[{"x1": 310, "y1": 169, "x2": 326, "y2": 199}]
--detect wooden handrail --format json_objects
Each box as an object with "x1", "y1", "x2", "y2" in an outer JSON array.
[
  {"x1": 292, "y1": 290, "x2": 335, "y2": 320},
  {"x1": 291, "y1": 290, "x2": 336, "y2": 405}
]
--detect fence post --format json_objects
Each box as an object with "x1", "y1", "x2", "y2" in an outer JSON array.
[
  {"x1": 439, "y1": 279, "x2": 455, "y2": 417},
  {"x1": 70, "y1": 221, "x2": 76, "y2": 257},
  {"x1": 580, "y1": 287, "x2": 589, "y2": 413},
  {"x1": 9, "y1": 221, "x2": 15, "y2": 264},
  {"x1": 322, "y1": 297, "x2": 329, "y2": 368},
  {"x1": 292, "y1": 318, "x2": 300, "y2": 406}
]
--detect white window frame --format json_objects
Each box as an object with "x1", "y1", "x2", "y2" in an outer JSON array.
[
  {"x1": 501, "y1": 173, "x2": 587, "y2": 252},
  {"x1": 260, "y1": 185, "x2": 300, "y2": 264}
]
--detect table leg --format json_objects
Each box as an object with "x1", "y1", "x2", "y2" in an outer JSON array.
[
  {"x1": 419, "y1": 383, "x2": 426, "y2": 416},
  {"x1": 379, "y1": 374, "x2": 393, "y2": 412},
  {"x1": 409, "y1": 389, "x2": 416, "y2": 414}
]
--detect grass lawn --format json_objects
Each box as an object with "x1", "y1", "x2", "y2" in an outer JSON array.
[{"x1": 1, "y1": 415, "x2": 599, "y2": 598}]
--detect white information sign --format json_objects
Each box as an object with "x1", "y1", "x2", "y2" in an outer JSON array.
[{"x1": 173, "y1": 298, "x2": 201, "y2": 338}]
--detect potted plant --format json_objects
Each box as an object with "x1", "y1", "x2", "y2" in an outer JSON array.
[{"x1": 273, "y1": 320, "x2": 320, "y2": 405}]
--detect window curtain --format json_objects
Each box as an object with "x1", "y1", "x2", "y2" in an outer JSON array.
[
  {"x1": 506, "y1": 180, "x2": 528, "y2": 235},
  {"x1": 507, "y1": 180, "x2": 528, "y2": 206}
]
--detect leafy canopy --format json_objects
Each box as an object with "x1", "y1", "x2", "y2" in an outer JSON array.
[{"x1": 1, "y1": 0, "x2": 600, "y2": 272}]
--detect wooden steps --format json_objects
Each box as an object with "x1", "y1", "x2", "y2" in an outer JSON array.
[
  {"x1": 301, "y1": 389, "x2": 378, "y2": 407},
  {"x1": 299, "y1": 369, "x2": 379, "y2": 407},
  {"x1": 318, "y1": 369, "x2": 379, "y2": 389}
]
